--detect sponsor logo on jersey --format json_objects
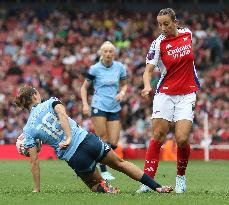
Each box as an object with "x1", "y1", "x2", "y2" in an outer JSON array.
[
  {"x1": 167, "y1": 44, "x2": 191, "y2": 59},
  {"x1": 166, "y1": 44, "x2": 172, "y2": 49}
]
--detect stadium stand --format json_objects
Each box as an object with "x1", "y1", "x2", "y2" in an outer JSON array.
[{"x1": 0, "y1": 0, "x2": 228, "y2": 159}]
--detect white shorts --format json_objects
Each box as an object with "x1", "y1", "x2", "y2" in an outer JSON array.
[{"x1": 152, "y1": 92, "x2": 196, "y2": 122}]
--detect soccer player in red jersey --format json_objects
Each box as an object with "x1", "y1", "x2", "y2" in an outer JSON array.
[{"x1": 137, "y1": 8, "x2": 200, "y2": 194}]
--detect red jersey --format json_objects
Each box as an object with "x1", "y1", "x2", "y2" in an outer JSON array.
[{"x1": 146, "y1": 28, "x2": 200, "y2": 95}]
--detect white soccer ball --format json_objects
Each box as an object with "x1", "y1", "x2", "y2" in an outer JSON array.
[{"x1": 16, "y1": 133, "x2": 42, "y2": 157}]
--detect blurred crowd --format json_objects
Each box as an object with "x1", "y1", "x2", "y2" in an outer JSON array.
[{"x1": 0, "y1": 6, "x2": 228, "y2": 146}]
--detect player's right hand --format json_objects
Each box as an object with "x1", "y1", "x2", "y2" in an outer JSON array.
[
  {"x1": 59, "y1": 137, "x2": 71, "y2": 150},
  {"x1": 141, "y1": 87, "x2": 152, "y2": 98},
  {"x1": 82, "y1": 104, "x2": 90, "y2": 116}
]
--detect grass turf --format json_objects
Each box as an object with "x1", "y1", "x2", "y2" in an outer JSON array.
[{"x1": 0, "y1": 160, "x2": 228, "y2": 205}]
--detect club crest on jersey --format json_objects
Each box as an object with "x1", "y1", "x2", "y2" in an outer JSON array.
[
  {"x1": 147, "y1": 50, "x2": 155, "y2": 60},
  {"x1": 183, "y1": 37, "x2": 188, "y2": 41}
]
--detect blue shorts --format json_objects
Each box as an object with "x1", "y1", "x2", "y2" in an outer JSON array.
[
  {"x1": 67, "y1": 133, "x2": 111, "y2": 177},
  {"x1": 91, "y1": 107, "x2": 120, "y2": 121}
]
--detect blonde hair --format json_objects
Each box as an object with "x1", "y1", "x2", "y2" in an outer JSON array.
[
  {"x1": 15, "y1": 85, "x2": 37, "y2": 110},
  {"x1": 99, "y1": 41, "x2": 116, "y2": 61}
]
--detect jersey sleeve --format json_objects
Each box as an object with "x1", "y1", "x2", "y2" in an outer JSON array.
[
  {"x1": 52, "y1": 101, "x2": 63, "y2": 109},
  {"x1": 120, "y1": 64, "x2": 127, "y2": 80},
  {"x1": 146, "y1": 37, "x2": 161, "y2": 66},
  {"x1": 183, "y1": 27, "x2": 192, "y2": 34},
  {"x1": 48, "y1": 97, "x2": 63, "y2": 110},
  {"x1": 86, "y1": 65, "x2": 96, "y2": 81},
  {"x1": 49, "y1": 97, "x2": 62, "y2": 104},
  {"x1": 179, "y1": 27, "x2": 192, "y2": 39},
  {"x1": 185, "y1": 27, "x2": 192, "y2": 39},
  {"x1": 23, "y1": 129, "x2": 37, "y2": 149}
]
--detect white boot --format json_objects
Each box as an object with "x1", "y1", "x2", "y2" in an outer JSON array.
[
  {"x1": 175, "y1": 175, "x2": 186, "y2": 193},
  {"x1": 101, "y1": 171, "x2": 115, "y2": 181},
  {"x1": 136, "y1": 184, "x2": 151, "y2": 193}
]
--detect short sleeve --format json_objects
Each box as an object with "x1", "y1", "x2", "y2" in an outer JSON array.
[
  {"x1": 120, "y1": 64, "x2": 127, "y2": 80},
  {"x1": 185, "y1": 27, "x2": 192, "y2": 39},
  {"x1": 179, "y1": 27, "x2": 192, "y2": 39},
  {"x1": 48, "y1": 97, "x2": 62, "y2": 109},
  {"x1": 86, "y1": 66, "x2": 96, "y2": 81},
  {"x1": 146, "y1": 36, "x2": 162, "y2": 66},
  {"x1": 23, "y1": 130, "x2": 37, "y2": 149}
]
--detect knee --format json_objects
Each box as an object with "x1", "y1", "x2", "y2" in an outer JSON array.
[
  {"x1": 153, "y1": 129, "x2": 167, "y2": 141},
  {"x1": 176, "y1": 137, "x2": 189, "y2": 147},
  {"x1": 114, "y1": 159, "x2": 125, "y2": 171}
]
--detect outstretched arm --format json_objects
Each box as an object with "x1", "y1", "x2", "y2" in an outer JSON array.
[
  {"x1": 80, "y1": 80, "x2": 91, "y2": 116},
  {"x1": 29, "y1": 147, "x2": 40, "y2": 192},
  {"x1": 141, "y1": 64, "x2": 155, "y2": 97},
  {"x1": 54, "y1": 104, "x2": 72, "y2": 149}
]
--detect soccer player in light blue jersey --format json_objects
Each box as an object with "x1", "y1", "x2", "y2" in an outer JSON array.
[
  {"x1": 81, "y1": 41, "x2": 127, "y2": 180},
  {"x1": 15, "y1": 85, "x2": 173, "y2": 194}
]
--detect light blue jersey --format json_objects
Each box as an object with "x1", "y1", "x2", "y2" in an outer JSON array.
[
  {"x1": 87, "y1": 60, "x2": 127, "y2": 112},
  {"x1": 23, "y1": 97, "x2": 88, "y2": 161}
]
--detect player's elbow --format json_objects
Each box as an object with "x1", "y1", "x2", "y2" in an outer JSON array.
[{"x1": 80, "y1": 86, "x2": 86, "y2": 95}]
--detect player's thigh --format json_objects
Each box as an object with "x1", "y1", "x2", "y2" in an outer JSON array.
[
  {"x1": 91, "y1": 116, "x2": 107, "y2": 139},
  {"x1": 175, "y1": 120, "x2": 193, "y2": 146},
  {"x1": 67, "y1": 134, "x2": 111, "y2": 175},
  {"x1": 152, "y1": 93, "x2": 175, "y2": 122},
  {"x1": 100, "y1": 149, "x2": 123, "y2": 170},
  {"x1": 106, "y1": 120, "x2": 120, "y2": 145},
  {"x1": 173, "y1": 92, "x2": 196, "y2": 122},
  {"x1": 152, "y1": 118, "x2": 170, "y2": 142}
]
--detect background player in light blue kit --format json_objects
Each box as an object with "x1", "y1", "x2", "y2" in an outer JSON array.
[
  {"x1": 81, "y1": 41, "x2": 127, "y2": 180},
  {"x1": 15, "y1": 85, "x2": 173, "y2": 194}
]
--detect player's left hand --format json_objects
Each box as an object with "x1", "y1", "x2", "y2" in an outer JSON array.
[{"x1": 141, "y1": 87, "x2": 152, "y2": 98}]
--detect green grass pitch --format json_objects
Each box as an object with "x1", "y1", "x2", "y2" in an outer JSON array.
[{"x1": 0, "y1": 160, "x2": 228, "y2": 205}]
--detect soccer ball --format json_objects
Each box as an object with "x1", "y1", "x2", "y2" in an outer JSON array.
[{"x1": 16, "y1": 133, "x2": 42, "y2": 157}]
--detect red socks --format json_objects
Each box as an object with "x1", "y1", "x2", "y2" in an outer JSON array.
[
  {"x1": 177, "y1": 144, "x2": 190, "y2": 176},
  {"x1": 143, "y1": 140, "x2": 162, "y2": 178},
  {"x1": 144, "y1": 140, "x2": 190, "y2": 177}
]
